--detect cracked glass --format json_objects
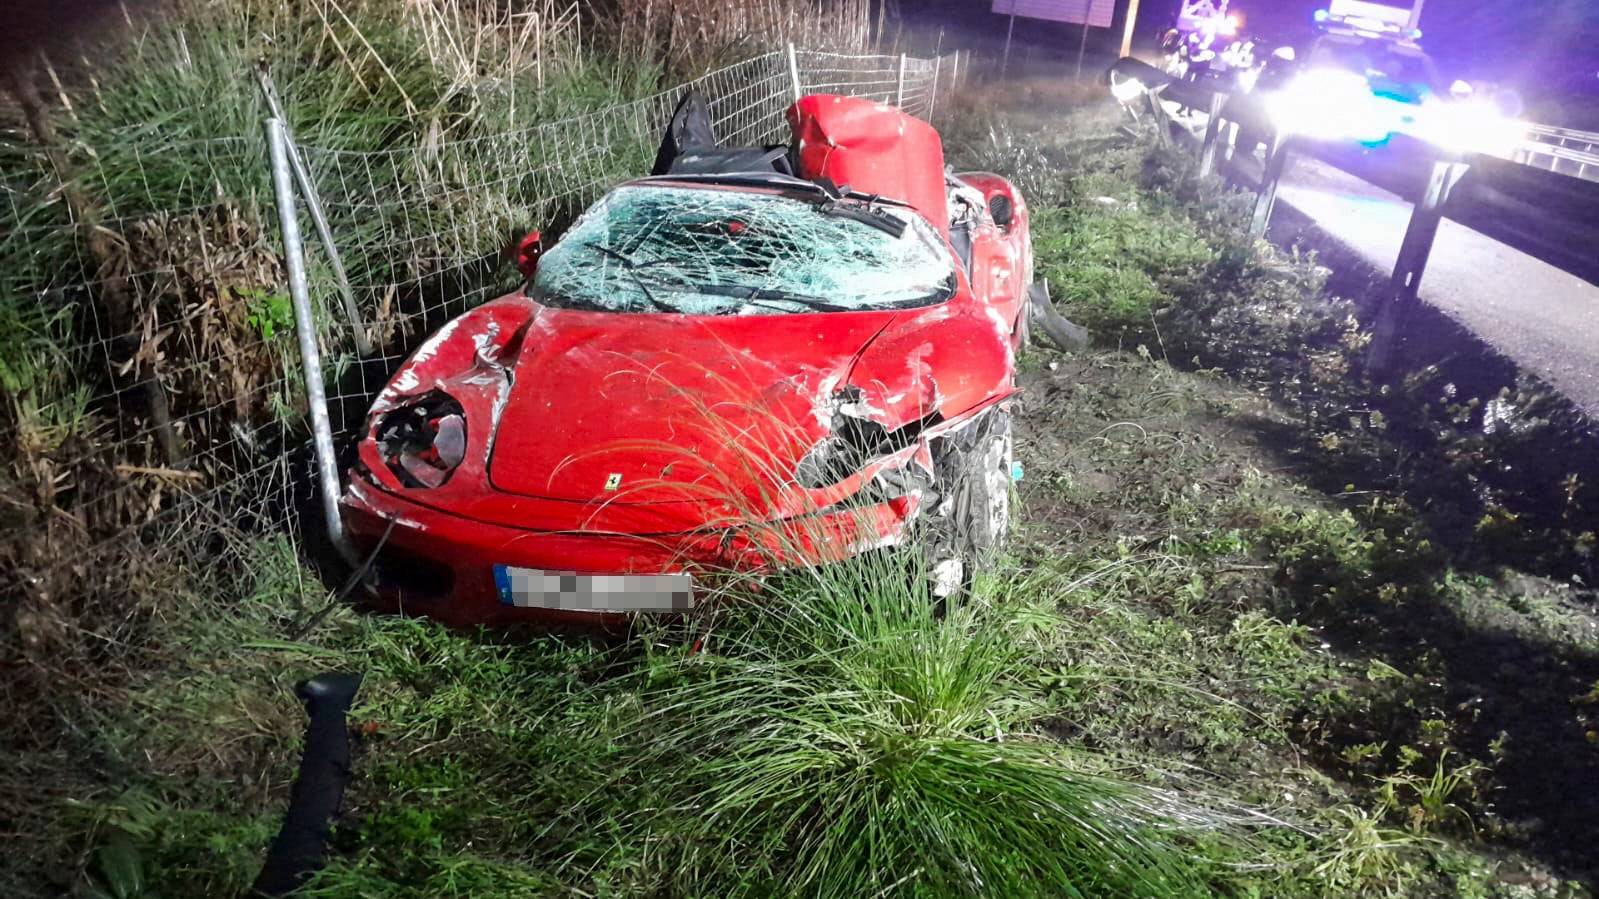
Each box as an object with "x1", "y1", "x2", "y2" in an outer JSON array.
[{"x1": 532, "y1": 184, "x2": 954, "y2": 315}]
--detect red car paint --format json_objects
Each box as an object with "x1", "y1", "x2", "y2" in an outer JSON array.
[
  {"x1": 340, "y1": 95, "x2": 1034, "y2": 626},
  {"x1": 788, "y1": 94, "x2": 950, "y2": 236}
]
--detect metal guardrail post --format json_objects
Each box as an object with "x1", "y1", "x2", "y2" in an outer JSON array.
[
  {"x1": 1198, "y1": 93, "x2": 1226, "y2": 176},
  {"x1": 1145, "y1": 87, "x2": 1171, "y2": 147},
  {"x1": 1368, "y1": 158, "x2": 1469, "y2": 372},
  {"x1": 786, "y1": 43, "x2": 802, "y2": 102},
  {"x1": 896, "y1": 53, "x2": 907, "y2": 107},
  {"x1": 1250, "y1": 133, "x2": 1291, "y2": 238},
  {"x1": 267, "y1": 118, "x2": 357, "y2": 566}
]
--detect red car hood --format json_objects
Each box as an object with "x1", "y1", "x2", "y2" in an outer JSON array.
[{"x1": 488, "y1": 302, "x2": 897, "y2": 508}]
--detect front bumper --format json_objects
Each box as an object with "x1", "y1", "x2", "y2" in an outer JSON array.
[{"x1": 340, "y1": 478, "x2": 916, "y2": 628}]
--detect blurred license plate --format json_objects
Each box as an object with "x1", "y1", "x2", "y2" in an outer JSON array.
[{"x1": 493, "y1": 566, "x2": 694, "y2": 612}]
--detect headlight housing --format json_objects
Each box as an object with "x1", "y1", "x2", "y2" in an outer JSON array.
[
  {"x1": 795, "y1": 386, "x2": 937, "y2": 490},
  {"x1": 374, "y1": 391, "x2": 467, "y2": 488}
]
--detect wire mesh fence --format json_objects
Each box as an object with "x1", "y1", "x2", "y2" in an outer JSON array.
[
  {"x1": 0, "y1": 126, "x2": 310, "y2": 578},
  {"x1": 1, "y1": 45, "x2": 960, "y2": 592},
  {"x1": 292, "y1": 48, "x2": 956, "y2": 439}
]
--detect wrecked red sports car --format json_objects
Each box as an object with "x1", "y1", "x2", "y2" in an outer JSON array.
[{"x1": 340, "y1": 93, "x2": 1036, "y2": 626}]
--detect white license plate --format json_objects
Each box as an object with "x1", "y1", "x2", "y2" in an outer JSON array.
[{"x1": 493, "y1": 566, "x2": 694, "y2": 612}]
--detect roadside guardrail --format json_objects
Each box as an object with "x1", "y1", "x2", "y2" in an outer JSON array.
[
  {"x1": 1104, "y1": 57, "x2": 1599, "y2": 371},
  {"x1": 1515, "y1": 124, "x2": 1599, "y2": 181}
]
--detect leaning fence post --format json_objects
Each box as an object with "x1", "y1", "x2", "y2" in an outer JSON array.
[
  {"x1": 929, "y1": 54, "x2": 941, "y2": 119},
  {"x1": 267, "y1": 118, "x2": 357, "y2": 566},
  {"x1": 256, "y1": 66, "x2": 372, "y2": 357},
  {"x1": 896, "y1": 53, "x2": 907, "y2": 107},
  {"x1": 951, "y1": 50, "x2": 961, "y2": 91},
  {"x1": 1368, "y1": 158, "x2": 1469, "y2": 372},
  {"x1": 786, "y1": 43, "x2": 802, "y2": 102},
  {"x1": 1250, "y1": 132, "x2": 1291, "y2": 238},
  {"x1": 1198, "y1": 92, "x2": 1226, "y2": 176}
]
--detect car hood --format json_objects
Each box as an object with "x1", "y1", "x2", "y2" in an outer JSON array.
[{"x1": 487, "y1": 301, "x2": 899, "y2": 507}]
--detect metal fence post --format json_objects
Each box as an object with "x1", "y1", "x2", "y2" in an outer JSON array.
[
  {"x1": 1198, "y1": 92, "x2": 1226, "y2": 176},
  {"x1": 267, "y1": 118, "x2": 356, "y2": 565},
  {"x1": 257, "y1": 67, "x2": 373, "y2": 357},
  {"x1": 896, "y1": 53, "x2": 907, "y2": 107},
  {"x1": 1368, "y1": 159, "x2": 1468, "y2": 372},
  {"x1": 787, "y1": 43, "x2": 802, "y2": 102},
  {"x1": 1002, "y1": 13, "x2": 1016, "y2": 78},
  {"x1": 929, "y1": 54, "x2": 941, "y2": 119},
  {"x1": 951, "y1": 50, "x2": 961, "y2": 91},
  {"x1": 1250, "y1": 133, "x2": 1291, "y2": 238}
]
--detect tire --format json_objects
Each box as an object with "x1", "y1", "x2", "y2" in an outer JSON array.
[
  {"x1": 925, "y1": 407, "x2": 1014, "y2": 598},
  {"x1": 1028, "y1": 281, "x2": 1090, "y2": 352}
]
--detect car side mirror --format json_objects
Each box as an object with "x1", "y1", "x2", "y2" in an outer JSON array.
[
  {"x1": 988, "y1": 195, "x2": 1014, "y2": 229},
  {"x1": 515, "y1": 231, "x2": 543, "y2": 280}
]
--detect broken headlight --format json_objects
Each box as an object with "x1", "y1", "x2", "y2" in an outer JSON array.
[
  {"x1": 795, "y1": 386, "x2": 938, "y2": 490},
  {"x1": 795, "y1": 434, "x2": 862, "y2": 489},
  {"x1": 374, "y1": 391, "x2": 467, "y2": 489}
]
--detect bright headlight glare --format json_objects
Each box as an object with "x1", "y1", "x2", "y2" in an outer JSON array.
[
  {"x1": 1269, "y1": 68, "x2": 1396, "y2": 143},
  {"x1": 1110, "y1": 75, "x2": 1145, "y2": 103},
  {"x1": 1411, "y1": 99, "x2": 1524, "y2": 156}
]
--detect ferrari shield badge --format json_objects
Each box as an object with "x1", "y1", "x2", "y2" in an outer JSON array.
[{"x1": 604, "y1": 473, "x2": 623, "y2": 491}]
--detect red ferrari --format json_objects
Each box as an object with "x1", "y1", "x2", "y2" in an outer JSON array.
[{"x1": 340, "y1": 93, "x2": 1036, "y2": 626}]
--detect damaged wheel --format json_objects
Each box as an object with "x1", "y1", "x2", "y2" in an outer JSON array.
[{"x1": 926, "y1": 407, "x2": 1013, "y2": 598}]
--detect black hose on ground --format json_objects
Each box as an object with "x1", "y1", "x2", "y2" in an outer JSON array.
[{"x1": 251, "y1": 672, "x2": 363, "y2": 897}]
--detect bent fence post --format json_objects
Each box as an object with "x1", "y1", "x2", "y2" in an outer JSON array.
[
  {"x1": 267, "y1": 118, "x2": 357, "y2": 566},
  {"x1": 929, "y1": 54, "x2": 941, "y2": 119},
  {"x1": 1367, "y1": 158, "x2": 1469, "y2": 372},
  {"x1": 256, "y1": 67, "x2": 372, "y2": 357},
  {"x1": 1251, "y1": 133, "x2": 1291, "y2": 238}
]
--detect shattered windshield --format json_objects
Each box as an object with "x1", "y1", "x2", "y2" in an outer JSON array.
[{"x1": 531, "y1": 184, "x2": 955, "y2": 315}]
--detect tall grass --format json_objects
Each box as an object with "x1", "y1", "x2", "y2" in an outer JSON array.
[
  {"x1": 537, "y1": 551, "x2": 1244, "y2": 897},
  {"x1": 0, "y1": 4, "x2": 875, "y2": 891},
  {"x1": 287, "y1": 547, "x2": 1245, "y2": 897}
]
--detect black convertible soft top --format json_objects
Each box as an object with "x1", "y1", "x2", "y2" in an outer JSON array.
[{"x1": 650, "y1": 91, "x2": 795, "y2": 178}]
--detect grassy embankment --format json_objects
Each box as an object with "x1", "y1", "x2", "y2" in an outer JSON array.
[
  {"x1": 945, "y1": 78, "x2": 1599, "y2": 897},
  {"x1": 6, "y1": 11, "x2": 1599, "y2": 898}
]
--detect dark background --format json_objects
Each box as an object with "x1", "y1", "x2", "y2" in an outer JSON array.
[
  {"x1": 904, "y1": 0, "x2": 1599, "y2": 111},
  {"x1": 5, "y1": 0, "x2": 1597, "y2": 119}
]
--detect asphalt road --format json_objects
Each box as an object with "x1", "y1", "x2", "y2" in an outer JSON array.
[
  {"x1": 1272, "y1": 157, "x2": 1599, "y2": 418},
  {"x1": 1154, "y1": 93, "x2": 1599, "y2": 417}
]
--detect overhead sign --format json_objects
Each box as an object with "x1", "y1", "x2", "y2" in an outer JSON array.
[{"x1": 991, "y1": 0, "x2": 1116, "y2": 28}]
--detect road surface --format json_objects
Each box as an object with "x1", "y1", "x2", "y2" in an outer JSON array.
[
  {"x1": 1272, "y1": 158, "x2": 1599, "y2": 417},
  {"x1": 1154, "y1": 94, "x2": 1599, "y2": 416}
]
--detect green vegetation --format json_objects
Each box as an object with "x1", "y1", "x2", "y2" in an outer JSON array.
[{"x1": 6, "y1": 14, "x2": 1599, "y2": 899}]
